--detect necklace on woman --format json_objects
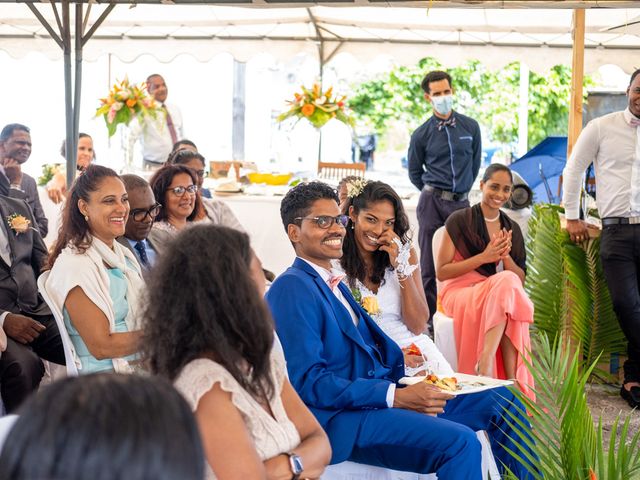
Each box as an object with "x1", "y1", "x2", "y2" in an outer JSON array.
[{"x1": 483, "y1": 213, "x2": 500, "y2": 222}]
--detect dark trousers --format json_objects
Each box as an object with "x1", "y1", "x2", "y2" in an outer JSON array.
[
  {"x1": 416, "y1": 189, "x2": 469, "y2": 319},
  {"x1": 0, "y1": 314, "x2": 65, "y2": 412},
  {"x1": 600, "y1": 224, "x2": 640, "y2": 383},
  {"x1": 345, "y1": 387, "x2": 535, "y2": 479}
]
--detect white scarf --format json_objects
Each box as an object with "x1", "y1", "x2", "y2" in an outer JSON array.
[{"x1": 87, "y1": 237, "x2": 144, "y2": 331}]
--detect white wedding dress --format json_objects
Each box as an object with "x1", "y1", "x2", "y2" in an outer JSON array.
[{"x1": 342, "y1": 266, "x2": 455, "y2": 377}]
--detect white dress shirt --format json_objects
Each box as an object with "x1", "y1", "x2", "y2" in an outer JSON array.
[
  {"x1": 129, "y1": 102, "x2": 184, "y2": 164},
  {"x1": 562, "y1": 108, "x2": 640, "y2": 220},
  {"x1": 298, "y1": 257, "x2": 396, "y2": 407}
]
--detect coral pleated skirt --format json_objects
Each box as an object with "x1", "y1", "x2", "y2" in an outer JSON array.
[{"x1": 440, "y1": 267, "x2": 535, "y2": 402}]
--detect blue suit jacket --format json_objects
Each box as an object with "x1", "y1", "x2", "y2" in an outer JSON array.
[{"x1": 266, "y1": 258, "x2": 404, "y2": 461}]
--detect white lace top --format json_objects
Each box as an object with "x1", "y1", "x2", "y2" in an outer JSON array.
[
  {"x1": 174, "y1": 347, "x2": 301, "y2": 479},
  {"x1": 342, "y1": 266, "x2": 454, "y2": 377}
]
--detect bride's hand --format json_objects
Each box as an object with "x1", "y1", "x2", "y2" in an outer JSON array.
[
  {"x1": 403, "y1": 353, "x2": 424, "y2": 368},
  {"x1": 377, "y1": 230, "x2": 401, "y2": 267}
]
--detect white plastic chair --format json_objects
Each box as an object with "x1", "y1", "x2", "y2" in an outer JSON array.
[
  {"x1": 0, "y1": 414, "x2": 18, "y2": 452},
  {"x1": 431, "y1": 226, "x2": 458, "y2": 370},
  {"x1": 321, "y1": 431, "x2": 498, "y2": 479},
  {"x1": 37, "y1": 271, "x2": 78, "y2": 376}
]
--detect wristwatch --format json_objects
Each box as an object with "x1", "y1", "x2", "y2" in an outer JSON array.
[{"x1": 286, "y1": 452, "x2": 304, "y2": 480}]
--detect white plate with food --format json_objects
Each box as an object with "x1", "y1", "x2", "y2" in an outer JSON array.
[{"x1": 399, "y1": 373, "x2": 513, "y2": 396}]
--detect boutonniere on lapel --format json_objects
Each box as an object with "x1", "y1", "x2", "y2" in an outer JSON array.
[
  {"x1": 350, "y1": 287, "x2": 381, "y2": 316},
  {"x1": 7, "y1": 213, "x2": 34, "y2": 236}
]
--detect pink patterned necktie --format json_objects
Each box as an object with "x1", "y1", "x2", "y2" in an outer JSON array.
[
  {"x1": 629, "y1": 116, "x2": 640, "y2": 127},
  {"x1": 328, "y1": 274, "x2": 345, "y2": 291}
]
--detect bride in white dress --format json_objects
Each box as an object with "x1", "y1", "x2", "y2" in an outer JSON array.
[{"x1": 337, "y1": 179, "x2": 454, "y2": 377}]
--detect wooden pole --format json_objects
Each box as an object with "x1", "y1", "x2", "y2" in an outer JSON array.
[{"x1": 559, "y1": 8, "x2": 585, "y2": 198}]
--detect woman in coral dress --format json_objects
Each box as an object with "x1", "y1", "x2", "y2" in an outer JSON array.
[{"x1": 436, "y1": 164, "x2": 534, "y2": 400}]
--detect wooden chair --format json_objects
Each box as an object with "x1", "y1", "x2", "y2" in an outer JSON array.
[{"x1": 317, "y1": 162, "x2": 365, "y2": 182}]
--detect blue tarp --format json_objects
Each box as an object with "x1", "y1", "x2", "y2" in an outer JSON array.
[{"x1": 510, "y1": 136, "x2": 567, "y2": 204}]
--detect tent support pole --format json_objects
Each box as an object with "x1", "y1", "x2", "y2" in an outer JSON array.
[
  {"x1": 62, "y1": 0, "x2": 76, "y2": 188},
  {"x1": 71, "y1": 1, "x2": 83, "y2": 186},
  {"x1": 560, "y1": 8, "x2": 585, "y2": 199}
]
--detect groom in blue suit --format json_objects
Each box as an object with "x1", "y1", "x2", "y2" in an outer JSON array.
[{"x1": 266, "y1": 182, "x2": 534, "y2": 479}]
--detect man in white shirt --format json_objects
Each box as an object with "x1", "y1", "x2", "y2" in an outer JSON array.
[
  {"x1": 129, "y1": 74, "x2": 184, "y2": 170},
  {"x1": 266, "y1": 181, "x2": 534, "y2": 479},
  {"x1": 562, "y1": 68, "x2": 640, "y2": 408}
]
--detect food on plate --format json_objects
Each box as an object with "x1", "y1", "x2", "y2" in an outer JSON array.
[
  {"x1": 403, "y1": 342, "x2": 422, "y2": 357},
  {"x1": 422, "y1": 373, "x2": 459, "y2": 392}
]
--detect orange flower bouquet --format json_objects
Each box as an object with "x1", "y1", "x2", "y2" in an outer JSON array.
[
  {"x1": 277, "y1": 83, "x2": 354, "y2": 129},
  {"x1": 95, "y1": 78, "x2": 160, "y2": 137}
]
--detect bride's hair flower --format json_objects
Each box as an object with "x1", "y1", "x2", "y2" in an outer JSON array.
[{"x1": 346, "y1": 178, "x2": 369, "y2": 199}]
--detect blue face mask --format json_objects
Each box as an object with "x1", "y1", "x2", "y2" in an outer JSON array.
[{"x1": 431, "y1": 95, "x2": 453, "y2": 116}]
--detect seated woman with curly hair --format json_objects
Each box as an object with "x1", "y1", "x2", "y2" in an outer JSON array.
[
  {"x1": 338, "y1": 179, "x2": 453, "y2": 376},
  {"x1": 142, "y1": 224, "x2": 331, "y2": 480}
]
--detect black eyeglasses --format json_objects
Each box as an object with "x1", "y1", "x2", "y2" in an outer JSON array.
[
  {"x1": 167, "y1": 185, "x2": 198, "y2": 196},
  {"x1": 294, "y1": 215, "x2": 349, "y2": 229},
  {"x1": 129, "y1": 203, "x2": 162, "y2": 222}
]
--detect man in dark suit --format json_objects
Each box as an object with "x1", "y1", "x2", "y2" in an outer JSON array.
[
  {"x1": 117, "y1": 174, "x2": 160, "y2": 272},
  {"x1": 266, "y1": 182, "x2": 533, "y2": 479},
  {"x1": 0, "y1": 173, "x2": 64, "y2": 412},
  {"x1": 0, "y1": 124, "x2": 49, "y2": 237}
]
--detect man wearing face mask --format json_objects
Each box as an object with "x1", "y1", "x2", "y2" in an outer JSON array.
[{"x1": 408, "y1": 70, "x2": 482, "y2": 323}]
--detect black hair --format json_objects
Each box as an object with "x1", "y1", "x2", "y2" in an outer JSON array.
[
  {"x1": 59, "y1": 132, "x2": 95, "y2": 160},
  {"x1": 481, "y1": 163, "x2": 513, "y2": 183},
  {"x1": 146, "y1": 73, "x2": 164, "y2": 84},
  {"x1": 420, "y1": 70, "x2": 453, "y2": 94},
  {"x1": 280, "y1": 181, "x2": 339, "y2": 232},
  {"x1": 120, "y1": 173, "x2": 150, "y2": 192},
  {"x1": 48, "y1": 165, "x2": 122, "y2": 268},
  {"x1": 0, "y1": 373, "x2": 205, "y2": 480},
  {"x1": 172, "y1": 139, "x2": 197, "y2": 152},
  {"x1": 149, "y1": 164, "x2": 201, "y2": 222},
  {"x1": 630, "y1": 68, "x2": 640, "y2": 86},
  {"x1": 168, "y1": 150, "x2": 205, "y2": 168},
  {"x1": 0, "y1": 123, "x2": 29, "y2": 142},
  {"x1": 340, "y1": 181, "x2": 411, "y2": 287},
  {"x1": 142, "y1": 224, "x2": 275, "y2": 402}
]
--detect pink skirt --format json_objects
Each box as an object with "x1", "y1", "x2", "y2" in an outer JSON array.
[{"x1": 440, "y1": 267, "x2": 535, "y2": 402}]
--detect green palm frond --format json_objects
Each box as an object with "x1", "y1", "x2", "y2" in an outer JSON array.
[
  {"x1": 525, "y1": 204, "x2": 626, "y2": 373},
  {"x1": 502, "y1": 334, "x2": 640, "y2": 480},
  {"x1": 526, "y1": 204, "x2": 565, "y2": 337}
]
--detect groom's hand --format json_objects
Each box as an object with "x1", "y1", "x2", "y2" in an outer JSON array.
[{"x1": 393, "y1": 382, "x2": 453, "y2": 415}]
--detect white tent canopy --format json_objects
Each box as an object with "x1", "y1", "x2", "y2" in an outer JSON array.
[{"x1": 1, "y1": 3, "x2": 640, "y2": 72}]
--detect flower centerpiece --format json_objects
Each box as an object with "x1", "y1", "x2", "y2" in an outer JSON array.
[
  {"x1": 277, "y1": 83, "x2": 355, "y2": 129},
  {"x1": 95, "y1": 78, "x2": 160, "y2": 137}
]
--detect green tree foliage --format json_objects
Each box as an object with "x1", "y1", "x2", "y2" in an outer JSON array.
[{"x1": 348, "y1": 58, "x2": 592, "y2": 150}]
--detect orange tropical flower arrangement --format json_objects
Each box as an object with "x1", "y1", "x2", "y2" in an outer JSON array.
[
  {"x1": 96, "y1": 78, "x2": 160, "y2": 137},
  {"x1": 277, "y1": 83, "x2": 354, "y2": 129}
]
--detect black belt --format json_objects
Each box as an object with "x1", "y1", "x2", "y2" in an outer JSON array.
[
  {"x1": 423, "y1": 185, "x2": 468, "y2": 202},
  {"x1": 602, "y1": 217, "x2": 640, "y2": 226}
]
